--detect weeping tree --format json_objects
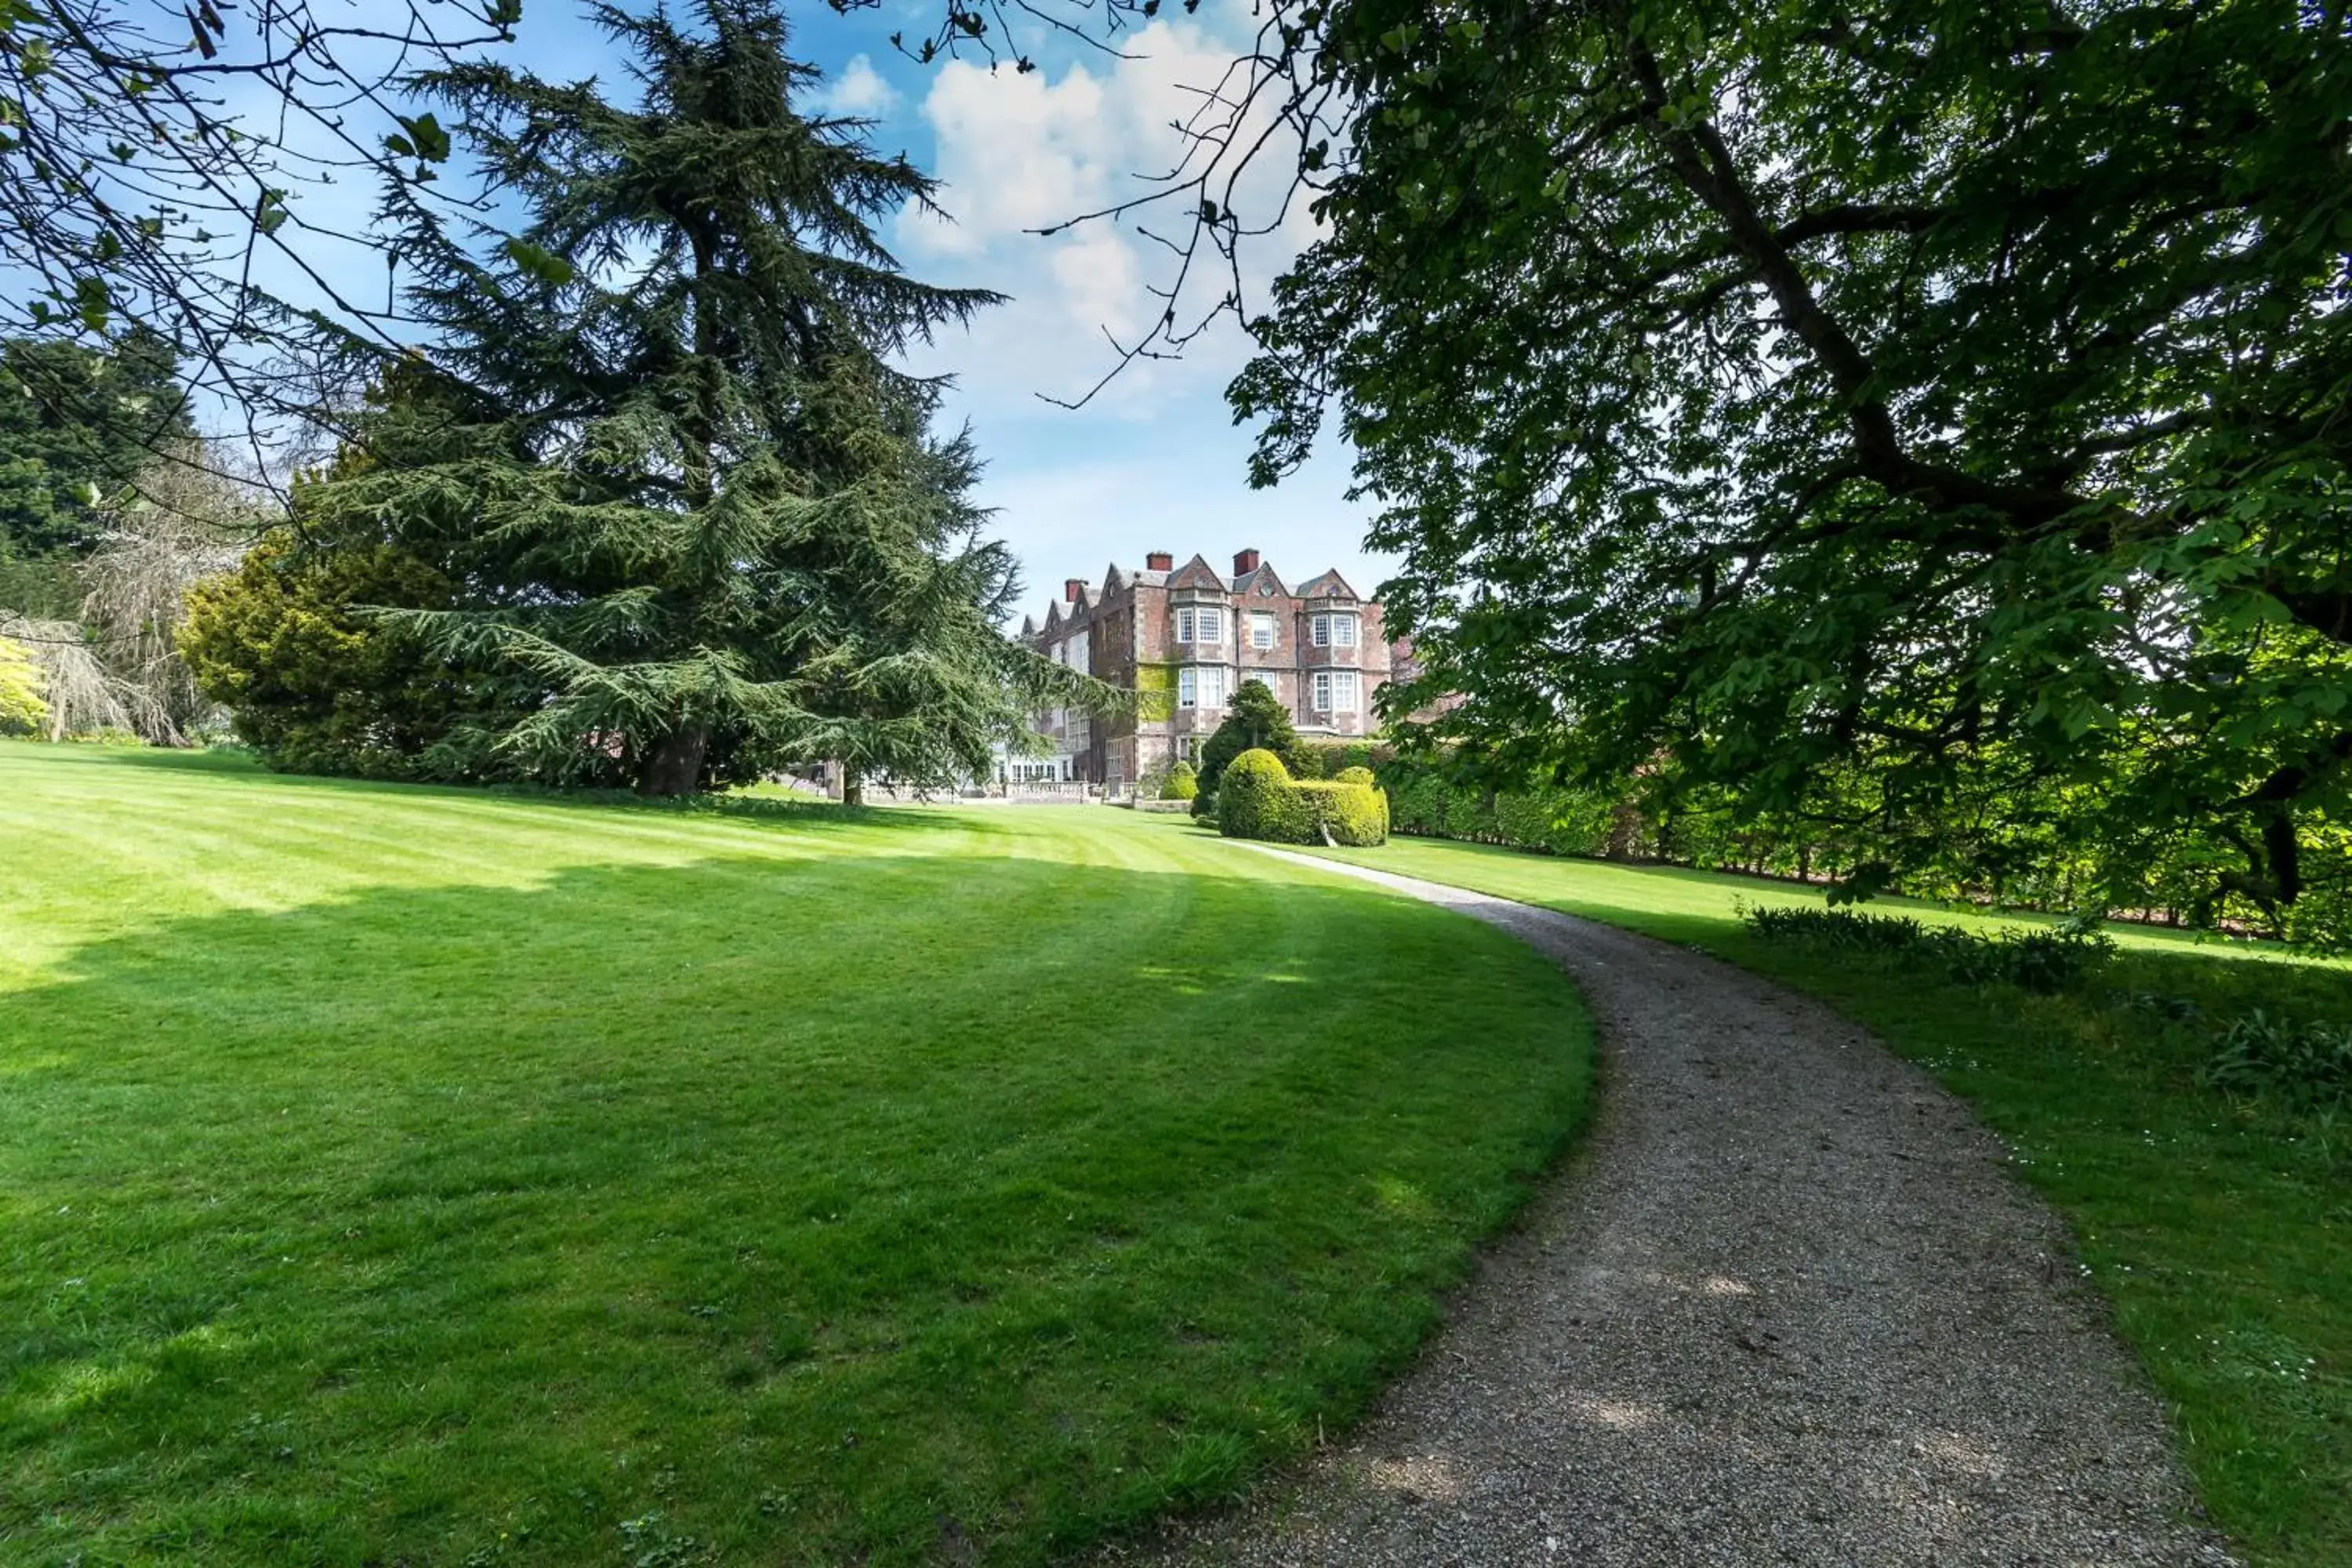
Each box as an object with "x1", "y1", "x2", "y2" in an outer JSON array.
[
  {"x1": 79, "y1": 445, "x2": 263, "y2": 742},
  {"x1": 251, "y1": 0, "x2": 1101, "y2": 797},
  {"x1": 2, "y1": 441, "x2": 258, "y2": 743}
]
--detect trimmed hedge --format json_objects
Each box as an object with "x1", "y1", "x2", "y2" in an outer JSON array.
[
  {"x1": 1216, "y1": 750, "x2": 1294, "y2": 840},
  {"x1": 1385, "y1": 769, "x2": 1621, "y2": 857},
  {"x1": 1217, "y1": 748, "x2": 1388, "y2": 846},
  {"x1": 1292, "y1": 740, "x2": 1385, "y2": 779},
  {"x1": 1163, "y1": 760, "x2": 1199, "y2": 801}
]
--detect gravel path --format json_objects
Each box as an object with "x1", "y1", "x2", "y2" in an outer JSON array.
[{"x1": 1106, "y1": 849, "x2": 2234, "y2": 1568}]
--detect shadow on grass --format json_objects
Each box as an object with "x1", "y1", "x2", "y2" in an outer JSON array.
[
  {"x1": 8, "y1": 741, "x2": 973, "y2": 840},
  {"x1": 0, "y1": 845, "x2": 1592, "y2": 1568}
]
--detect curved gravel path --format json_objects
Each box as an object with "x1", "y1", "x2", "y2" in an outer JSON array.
[{"x1": 1109, "y1": 848, "x2": 2235, "y2": 1568}]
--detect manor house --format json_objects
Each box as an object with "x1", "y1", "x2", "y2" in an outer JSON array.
[{"x1": 1017, "y1": 548, "x2": 1404, "y2": 788}]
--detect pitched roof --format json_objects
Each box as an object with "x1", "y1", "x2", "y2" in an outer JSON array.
[
  {"x1": 1232, "y1": 561, "x2": 1289, "y2": 597},
  {"x1": 1166, "y1": 552, "x2": 1227, "y2": 592},
  {"x1": 1295, "y1": 568, "x2": 1360, "y2": 601}
]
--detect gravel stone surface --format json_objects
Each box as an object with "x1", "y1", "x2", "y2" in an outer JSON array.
[{"x1": 1105, "y1": 848, "x2": 2237, "y2": 1568}]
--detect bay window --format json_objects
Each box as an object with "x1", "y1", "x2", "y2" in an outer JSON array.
[
  {"x1": 1175, "y1": 605, "x2": 1225, "y2": 644},
  {"x1": 1311, "y1": 670, "x2": 1359, "y2": 713},
  {"x1": 1309, "y1": 612, "x2": 1358, "y2": 648}
]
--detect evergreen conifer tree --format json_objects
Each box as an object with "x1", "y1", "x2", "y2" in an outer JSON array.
[
  {"x1": 275, "y1": 0, "x2": 1097, "y2": 795},
  {"x1": 1196, "y1": 677, "x2": 1305, "y2": 800}
]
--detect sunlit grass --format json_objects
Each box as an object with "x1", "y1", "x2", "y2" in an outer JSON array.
[{"x1": 0, "y1": 745, "x2": 1592, "y2": 1566}]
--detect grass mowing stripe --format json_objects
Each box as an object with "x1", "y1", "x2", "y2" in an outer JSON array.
[{"x1": 0, "y1": 746, "x2": 1592, "y2": 1566}]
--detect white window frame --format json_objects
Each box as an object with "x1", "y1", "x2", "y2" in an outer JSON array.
[
  {"x1": 1243, "y1": 672, "x2": 1278, "y2": 699},
  {"x1": 1311, "y1": 612, "x2": 1358, "y2": 648},
  {"x1": 1176, "y1": 605, "x2": 1225, "y2": 645},
  {"x1": 1250, "y1": 612, "x2": 1276, "y2": 650},
  {"x1": 1178, "y1": 666, "x2": 1226, "y2": 710},
  {"x1": 1311, "y1": 670, "x2": 1359, "y2": 713}
]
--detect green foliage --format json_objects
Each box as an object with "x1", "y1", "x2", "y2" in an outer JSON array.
[
  {"x1": 0, "y1": 632, "x2": 45, "y2": 733},
  {"x1": 1386, "y1": 761, "x2": 1622, "y2": 858},
  {"x1": 179, "y1": 519, "x2": 492, "y2": 780},
  {"x1": 1199, "y1": 678, "x2": 1305, "y2": 797},
  {"x1": 1238, "y1": 0, "x2": 2352, "y2": 942},
  {"x1": 1218, "y1": 748, "x2": 1388, "y2": 845},
  {"x1": 1293, "y1": 739, "x2": 1381, "y2": 779},
  {"x1": 2201, "y1": 1011, "x2": 2352, "y2": 1112},
  {"x1": 0, "y1": 543, "x2": 78, "y2": 619},
  {"x1": 1296, "y1": 779, "x2": 1388, "y2": 846},
  {"x1": 0, "y1": 328, "x2": 191, "y2": 558},
  {"x1": 248, "y1": 2, "x2": 1101, "y2": 798},
  {"x1": 1216, "y1": 747, "x2": 1295, "y2": 840},
  {"x1": 1163, "y1": 759, "x2": 1198, "y2": 800},
  {"x1": 1740, "y1": 903, "x2": 2117, "y2": 994},
  {"x1": 1135, "y1": 661, "x2": 1178, "y2": 722}
]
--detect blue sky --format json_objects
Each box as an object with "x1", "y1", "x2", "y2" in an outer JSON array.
[
  {"x1": 246, "y1": 0, "x2": 1393, "y2": 622},
  {"x1": 773, "y1": 5, "x2": 1395, "y2": 617}
]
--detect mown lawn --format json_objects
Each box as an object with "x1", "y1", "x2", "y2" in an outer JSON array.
[
  {"x1": 0, "y1": 745, "x2": 1593, "y2": 1567},
  {"x1": 1274, "y1": 827, "x2": 2352, "y2": 1568}
]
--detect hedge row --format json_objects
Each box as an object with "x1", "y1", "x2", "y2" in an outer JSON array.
[
  {"x1": 1218, "y1": 749, "x2": 1388, "y2": 846},
  {"x1": 1383, "y1": 772, "x2": 1623, "y2": 858}
]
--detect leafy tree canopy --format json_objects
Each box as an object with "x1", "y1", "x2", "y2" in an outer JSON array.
[
  {"x1": 1228, "y1": 0, "x2": 2352, "y2": 934},
  {"x1": 0, "y1": 327, "x2": 192, "y2": 558},
  {"x1": 199, "y1": 0, "x2": 1106, "y2": 796},
  {"x1": 0, "y1": 0, "x2": 516, "y2": 426}
]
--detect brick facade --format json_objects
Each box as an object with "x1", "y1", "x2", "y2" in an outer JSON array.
[{"x1": 1018, "y1": 549, "x2": 1398, "y2": 788}]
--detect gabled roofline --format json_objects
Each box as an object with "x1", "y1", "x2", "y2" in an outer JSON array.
[
  {"x1": 1235, "y1": 563, "x2": 1291, "y2": 598},
  {"x1": 1166, "y1": 552, "x2": 1227, "y2": 593},
  {"x1": 1297, "y1": 568, "x2": 1361, "y2": 601}
]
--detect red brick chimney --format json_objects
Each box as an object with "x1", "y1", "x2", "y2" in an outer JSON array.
[
  {"x1": 1145, "y1": 550, "x2": 1174, "y2": 572},
  {"x1": 1064, "y1": 578, "x2": 1085, "y2": 601},
  {"x1": 1233, "y1": 547, "x2": 1261, "y2": 575}
]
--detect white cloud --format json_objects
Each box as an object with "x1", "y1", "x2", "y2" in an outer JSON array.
[
  {"x1": 900, "y1": 22, "x2": 1318, "y2": 415},
  {"x1": 875, "y1": 17, "x2": 1380, "y2": 615},
  {"x1": 810, "y1": 54, "x2": 902, "y2": 119}
]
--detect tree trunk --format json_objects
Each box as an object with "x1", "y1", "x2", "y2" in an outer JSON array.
[
  {"x1": 1606, "y1": 794, "x2": 1642, "y2": 862},
  {"x1": 841, "y1": 764, "x2": 864, "y2": 808},
  {"x1": 638, "y1": 724, "x2": 708, "y2": 797}
]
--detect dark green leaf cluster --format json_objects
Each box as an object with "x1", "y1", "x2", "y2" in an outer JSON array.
[
  {"x1": 1740, "y1": 903, "x2": 2115, "y2": 995},
  {"x1": 1237, "y1": 0, "x2": 2352, "y2": 938},
  {"x1": 0, "y1": 328, "x2": 192, "y2": 561},
  {"x1": 200, "y1": 0, "x2": 1100, "y2": 795},
  {"x1": 1196, "y1": 676, "x2": 1308, "y2": 797},
  {"x1": 2200, "y1": 1008, "x2": 2352, "y2": 1110}
]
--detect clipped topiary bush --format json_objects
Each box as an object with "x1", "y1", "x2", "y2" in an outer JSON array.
[
  {"x1": 1163, "y1": 760, "x2": 1199, "y2": 801},
  {"x1": 1294, "y1": 779, "x2": 1388, "y2": 845},
  {"x1": 1217, "y1": 748, "x2": 1296, "y2": 840},
  {"x1": 1325, "y1": 767, "x2": 1388, "y2": 840},
  {"x1": 1218, "y1": 749, "x2": 1388, "y2": 846}
]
